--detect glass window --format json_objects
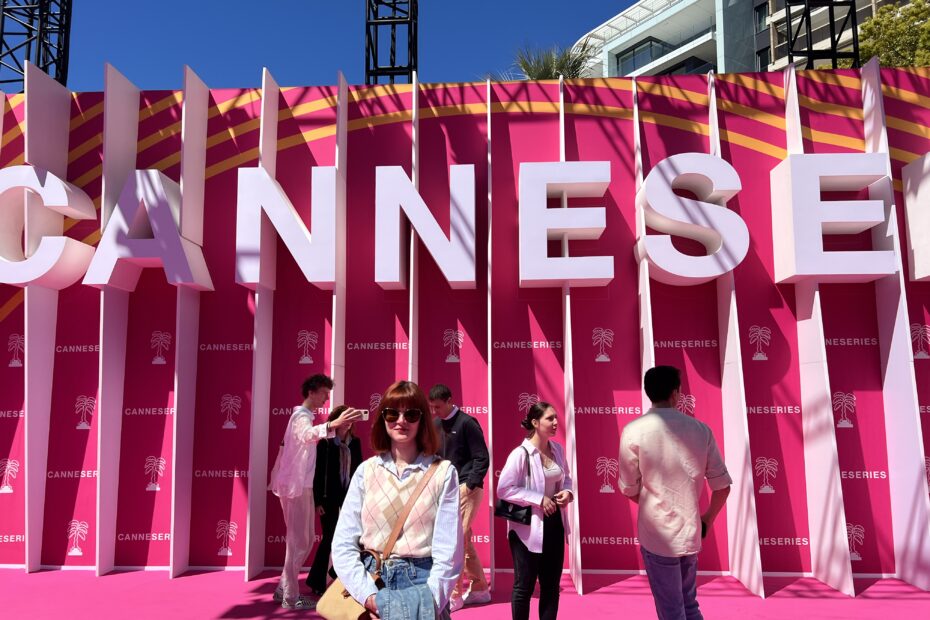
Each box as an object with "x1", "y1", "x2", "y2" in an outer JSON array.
[
  {"x1": 755, "y1": 3, "x2": 769, "y2": 33},
  {"x1": 615, "y1": 38, "x2": 672, "y2": 75},
  {"x1": 756, "y1": 47, "x2": 771, "y2": 71}
]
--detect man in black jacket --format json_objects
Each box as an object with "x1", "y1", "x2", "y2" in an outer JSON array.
[{"x1": 429, "y1": 384, "x2": 491, "y2": 611}]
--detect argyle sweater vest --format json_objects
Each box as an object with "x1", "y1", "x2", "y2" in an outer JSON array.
[{"x1": 359, "y1": 457, "x2": 450, "y2": 558}]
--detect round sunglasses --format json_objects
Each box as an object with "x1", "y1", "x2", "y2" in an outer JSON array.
[{"x1": 381, "y1": 408, "x2": 423, "y2": 424}]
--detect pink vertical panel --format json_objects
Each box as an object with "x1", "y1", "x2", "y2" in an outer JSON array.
[
  {"x1": 798, "y1": 71, "x2": 894, "y2": 576},
  {"x1": 638, "y1": 74, "x2": 728, "y2": 572},
  {"x1": 188, "y1": 88, "x2": 261, "y2": 567},
  {"x1": 415, "y1": 82, "x2": 491, "y2": 570},
  {"x1": 264, "y1": 84, "x2": 339, "y2": 567},
  {"x1": 562, "y1": 79, "x2": 641, "y2": 576},
  {"x1": 488, "y1": 81, "x2": 566, "y2": 571},
  {"x1": 716, "y1": 72, "x2": 813, "y2": 574},
  {"x1": 0, "y1": 94, "x2": 26, "y2": 566},
  {"x1": 882, "y1": 68, "x2": 930, "y2": 515},
  {"x1": 343, "y1": 85, "x2": 412, "y2": 438}
]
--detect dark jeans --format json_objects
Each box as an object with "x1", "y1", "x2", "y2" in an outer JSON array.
[
  {"x1": 306, "y1": 504, "x2": 339, "y2": 592},
  {"x1": 640, "y1": 547, "x2": 702, "y2": 620},
  {"x1": 509, "y1": 511, "x2": 564, "y2": 620}
]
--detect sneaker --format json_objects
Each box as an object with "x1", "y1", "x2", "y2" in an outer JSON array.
[
  {"x1": 273, "y1": 588, "x2": 284, "y2": 603},
  {"x1": 281, "y1": 596, "x2": 317, "y2": 610},
  {"x1": 463, "y1": 590, "x2": 492, "y2": 606},
  {"x1": 450, "y1": 596, "x2": 465, "y2": 613}
]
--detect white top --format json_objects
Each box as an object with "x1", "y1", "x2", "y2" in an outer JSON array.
[
  {"x1": 497, "y1": 439, "x2": 573, "y2": 553},
  {"x1": 618, "y1": 407, "x2": 732, "y2": 557},
  {"x1": 543, "y1": 461, "x2": 563, "y2": 498},
  {"x1": 268, "y1": 407, "x2": 334, "y2": 498}
]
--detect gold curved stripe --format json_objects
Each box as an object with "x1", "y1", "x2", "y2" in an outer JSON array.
[
  {"x1": 9, "y1": 153, "x2": 23, "y2": 165},
  {"x1": 9, "y1": 93, "x2": 24, "y2": 108},
  {"x1": 491, "y1": 100, "x2": 559, "y2": 114},
  {"x1": 420, "y1": 102, "x2": 488, "y2": 119},
  {"x1": 149, "y1": 150, "x2": 181, "y2": 172},
  {"x1": 137, "y1": 122, "x2": 182, "y2": 154},
  {"x1": 796, "y1": 70, "x2": 860, "y2": 90},
  {"x1": 139, "y1": 92, "x2": 183, "y2": 121},
  {"x1": 205, "y1": 147, "x2": 259, "y2": 180},
  {"x1": 798, "y1": 94, "x2": 863, "y2": 120},
  {"x1": 640, "y1": 110, "x2": 710, "y2": 136},
  {"x1": 717, "y1": 99, "x2": 784, "y2": 130},
  {"x1": 890, "y1": 146, "x2": 922, "y2": 165},
  {"x1": 82, "y1": 229, "x2": 101, "y2": 247},
  {"x1": 715, "y1": 74, "x2": 785, "y2": 100},
  {"x1": 68, "y1": 134, "x2": 102, "y2": 163},
  {"x1": 70, "y1": 100, "x2": 104, "y2": 131},
  {"x1": 801, "y1": 126, "x2": 864, "y2": 151},
  {"x1": 882, "y1": 83, "x2": 930, "y2": 109},
  {"x1": 74, "y1": 163, "x2": 103, "y2": 188},
  {"x1": 719, "y1": 129, "x2": 786, "y2": 160},
  {"x1": 211, "y1": 89, "x2": 262, "y2": 118},
  {"x1": 894, "y1": 178, "x2": 903, "y2": 193},
  {"x1": 563, "y1": 78, "x2": 634, "y2": 92},
  {"x1": 207, "y1": 117, "x2": 261, "y2": 150},
  {"x1": 564, "y1": 102, "x2": 632, "y2": 120},
  {"x1": 638, "y1": 81, "x2": 709, "y2": 106},
  {"x1": 280, "y1": 95, "x2": 338, "y2": 121},
  {"x1": 1, "y1": 120, "x2": 24, "y2": 149},
  {"x1": 886, "y1": 115, "x2": 930, "y2": 141},
  {"x1": 0, "y1": 289, "x2": 24, "y2": 323}
]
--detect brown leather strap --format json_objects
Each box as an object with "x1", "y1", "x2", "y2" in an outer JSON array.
[{"x1": 379, "y1": 460, "x2": 443, "y2": 563}]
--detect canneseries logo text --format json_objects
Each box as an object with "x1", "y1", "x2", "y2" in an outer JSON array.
[
  {"x1": 747, "y1": 325, "x2": 771, "y2": 361},
  {"x1": 7, "y1": 333, "x2": 23, "y2": 367},
  {"x1": 595, "y1": 457, "x2": 619, "y2": 493},
  {"x1": 0, "y1": 457, "x2": 19, "y2": 493},
  {"x1": 74, "y1": 395, "x2": 95, "y2": 430},
  {"x1": 832, "y1": 391, "x2": 856, "y2": 429},
  {"x1": 847, "y1": 523, "x2": 865, "y2": 561},
  {"x1": 221, "y1": 394, "x2": 242, "y2": 429},
  {"x1": 216, "y1": 519, "x2": 238, "y2": 556},
  {"x1": 67, "y1": 519, "x2": 88, "y2": 556},
  {"x1": 443, "y1": 329, "x2": 464, "y2": 363},
  {"x1": 592, "y1": 328, "x2": 614, "y2": 363},
  {"x1": 145, "y1": 456, "x2": 166, "y2": 491},
  {"x1": 297, "y1": 329, "x2": 319, "y2": 365},
  {"x1": 150, "y1": 330, "x2": 172, "y2": 365},
  {"x1": 912, "y1": 323, "x2": 930, "y2": 360},
  {"x1": 754, "y1": 457, "x2": 778, "y2": 494}
]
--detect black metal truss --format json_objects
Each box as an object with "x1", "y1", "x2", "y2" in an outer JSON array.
[
  {"x1": 784, "y1": 0, "x2": 859, "y2": 69},
  {"x1": 365, "y1": 0, "x2": 418, "y2": 85},
  {"x1": 0, "y1": 0, "x2": 72, "y2": 91}
]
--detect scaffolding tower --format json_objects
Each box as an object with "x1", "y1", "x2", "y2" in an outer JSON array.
[
  {"x1": 0, "y1": 0, "x2": 72, "y2": 91},
  {"x1": 365, "y1": 0, "x2": 418, "y2": 85},
  {"x1": 784, "y1": 0, "x2": 860, "y2": 69}
]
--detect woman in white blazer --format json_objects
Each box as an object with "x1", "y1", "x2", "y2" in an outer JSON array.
[{"x1": 496, "y1": 401, "x2": 574, "y2": 620}]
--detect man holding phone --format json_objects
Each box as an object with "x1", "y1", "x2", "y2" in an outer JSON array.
[{"x1": 429, "y1": 384, "x2": 491, "y2": 611}]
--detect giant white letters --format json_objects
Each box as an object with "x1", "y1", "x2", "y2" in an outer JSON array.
[
  {"x1": 518, "y1": 161, "x2": 612, "y2": 287},
  {"x1": 771, "y1": 152, "x2": 896, "y2": 283},
  {"x1": 0, "y1": 165, "x2": 96, "y2": 289},
  {"x1": 84, "y1": 169, "x2": 213, "y2": 291},
  {"x1": 635, "y1": 153, "x2": 748, "y2": 286},
  {"x1": 375, "y1": 165, "x2": 476, "y2": 290}
]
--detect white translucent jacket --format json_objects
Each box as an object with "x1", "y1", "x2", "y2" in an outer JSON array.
[{"x1": 269, "y1": 406, "x2": 334, "y2": 499}]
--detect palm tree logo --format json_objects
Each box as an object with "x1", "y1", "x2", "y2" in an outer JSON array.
[
  {"x1": 150, "y1": 331, "x2": 172, "y2": 365},
  {"x1": 297, "y1": 329, "x2": 318, "y2": 365},
  {"x1": 145, "y1": 456, "x2": 166, "y2": 491},
  {"x1": 846, "y1": 523, "x2": 864, "y2": 561},
  {"x1": 369, "y1": 393, "x2": 382, "y2": 413},
  {"x1": 443, "y1": 329, "x2": 464, "y2": 363},
  {"x1": 220, "y1": 394, "x2": 242, "y2": 430},
  {"x1": 74, "y1": 395, "x2": 95, "y2": 430},
  {"x1": 216, "y1": 519, "x2": 237, "y2": 556},
  {"x1": 832, "y1": 391, "x2": 856, "y2": 429},
  {"x1": 7, "y1": 333, "x2": 24, "y2": 367},
  {"x1": 748, "y1": 325, "x2": 772, "y2": 361},
  {"x1": 911, "y1": 323, "x2": 930, "y2": 360},
  {"x1": 754, "y1": 457, "x2": 778, "y2": 494},
  {"x1": 595, "y1": 456, "x2": 619, "y2": 493},
  {"x1": 592, "y1": 327, "x2": 614, "y2": 363},
  {"x1": 676, "y1": 394, "x2": 696, "y2": 417},
  {"x1": 0, "y1": 458, "x2": 19, "y2": 493},
  {"x1": 518, "y1": 392, "x2": 540, "y2": 415},
  {"x1": 67, "y1": 519, "x2": 88, "y2": 556}
]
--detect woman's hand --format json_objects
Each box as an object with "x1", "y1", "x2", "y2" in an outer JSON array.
[
  {"x1": 540, "y1": 495, "x2": 558, "y2": 516},
  {"x1": 553, "y1": 490, "x2": 573, "y2": 506},
  {"x1": 364, "y1": 594, "x2": 379, "y2": 617}
]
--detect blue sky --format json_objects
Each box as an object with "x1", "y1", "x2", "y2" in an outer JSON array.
[{"x1": 67, "y1": 1, "x2": 630, "y2": 91}]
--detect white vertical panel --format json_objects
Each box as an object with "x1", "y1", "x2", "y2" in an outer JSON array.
[
  {"x1": 329, "y1": 73, "x2": 349, "y2": 405},
  {"x1": 170, "y1": 66, "x2": 209, "y2": 578},
  {"x1": 95, "y1": 64, "x2": 140, "y2": 577},
  {"x1": 784, "y1": 63, "x2": 853, "y2": 596},
  {"x1": 244, "y1": 68, "x2": 279, "y2": 579},
  {"x1": 484, "y1": 79, "x2": 497, "y2": 590},
  {"x1": 707, "y1": 72, "x2": 764, "y2": 597},
  {"x1": 21, "y1": 62, "x2": 72, "y2": 572},
  {"x1": 633, "y1": 78, "x2": 655, "y2": 415},
  {"x1": 408, "y1": 72, "x2": 420, "y2": 382},
  {"x1": 860, "y1": 58, "x2": 930, "y2": 590}
]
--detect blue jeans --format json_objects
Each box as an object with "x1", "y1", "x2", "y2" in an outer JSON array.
[
  {"x1": 640, "y1": 547, "x2": 702, "y2": 620},
  {"x1": 362, "y1": 554, "x2": 450, "y2": 620}
]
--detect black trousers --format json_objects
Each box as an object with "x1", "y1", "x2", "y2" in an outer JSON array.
[
  {"x1": 508, "y1": 511, "x2": 564, "y2": 620},
  {"x1": 306, "y1": 504, "x2": 339, "y2": 592}
]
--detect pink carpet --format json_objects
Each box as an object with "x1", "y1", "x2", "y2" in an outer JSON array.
[{"x1": 2, "y1": 570, "x2": 929, "y2": 619}]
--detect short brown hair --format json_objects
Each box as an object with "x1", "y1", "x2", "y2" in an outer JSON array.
[{"x1": 371, "y1": 380, "x2": 438, "y2": 455}]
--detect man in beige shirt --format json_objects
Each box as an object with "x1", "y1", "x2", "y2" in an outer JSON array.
[{"x1": 619, "y1": 366, "x2": 732, "y2": 620}]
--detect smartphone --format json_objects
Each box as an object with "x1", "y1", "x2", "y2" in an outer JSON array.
[{"x1": 359, "y1": 409, "x2": 369, "y2": 421}]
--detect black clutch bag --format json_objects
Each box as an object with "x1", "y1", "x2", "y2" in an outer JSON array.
[{"x1": 494, "y1": 447, "x2": 533, "y2": 525}]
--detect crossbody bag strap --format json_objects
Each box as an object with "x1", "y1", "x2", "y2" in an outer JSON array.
[{"x1": 379, "y1": 460, "x2": 443, "y2": 563}]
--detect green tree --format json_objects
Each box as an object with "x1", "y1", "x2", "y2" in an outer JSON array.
[
  {"x1": 857, "y1": 0, "x2": 930, "y2": 66},
  {"x1": 507, "y1": 39, "x2": 597, "y2": 80}
]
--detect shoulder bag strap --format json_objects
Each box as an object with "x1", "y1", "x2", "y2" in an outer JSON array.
[
  {"x1": 379, "y1": 460, "x2": 443, "y2": 563},
  {"x1": 522, "y1": 447, "x2": 532, "y2": 487}
]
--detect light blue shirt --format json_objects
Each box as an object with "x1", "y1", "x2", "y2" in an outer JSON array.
[{"x1": 332, "y1": 452, "x2": 463, "y2": 610}]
